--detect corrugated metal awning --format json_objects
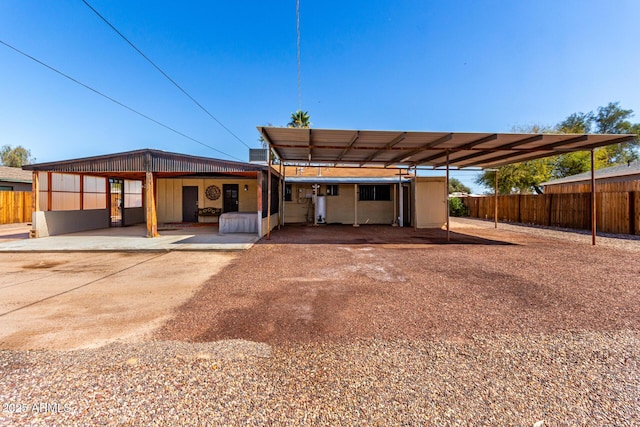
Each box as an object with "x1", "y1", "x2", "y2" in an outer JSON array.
[
  {"x1": 257, "y1": 127, "x2": 637, "y2": 169},
  {"x1": 22, "y1": 149, "x2": 266, "y2": 175}
]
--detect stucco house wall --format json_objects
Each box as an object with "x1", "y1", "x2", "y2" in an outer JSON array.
[
  {"x1": 414, "y1": 177, "x2": 447, "y2": 228},
  {"x1": 156, "y1": 178, "x2": 258, "y2": 223}
]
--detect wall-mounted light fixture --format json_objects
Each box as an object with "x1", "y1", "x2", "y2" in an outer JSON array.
[{"x1": 244, "y1": 184, "x2": 249, "y2": 191}]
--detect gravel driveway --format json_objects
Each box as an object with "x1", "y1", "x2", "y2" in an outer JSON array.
[{"x1": 1, "y1": 219, "x2": 639, "y2": 425}]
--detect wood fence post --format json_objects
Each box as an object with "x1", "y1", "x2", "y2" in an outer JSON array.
[{"x1": 629, "y1": 191, "x2": 636, "y2": 235}]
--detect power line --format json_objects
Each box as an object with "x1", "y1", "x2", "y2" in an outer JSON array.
[
  {"x1": 296, "y1": 0, "x2": 302, "y2": 111},
  {"x1": 0, "y1": 39, "x2": 244, "y2": 162},
  {"x1": 81, "y1": 0, "x2": 253, "y2": 149}
]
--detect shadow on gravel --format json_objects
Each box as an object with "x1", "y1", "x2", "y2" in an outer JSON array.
[
  {"x1": 195, "y1": 284, "x2": 359, "y2": 343},
  {"x1": 258, "y1": 224, "x2": 514, "y2": 246}
]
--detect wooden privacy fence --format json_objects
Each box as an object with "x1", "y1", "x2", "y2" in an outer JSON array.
[
  {"x1": 0, "y1": 191, "x2": 32, "y2": 224},
  {"x1": 463, "y1": 192, "x2": 640, "y2": 235}
]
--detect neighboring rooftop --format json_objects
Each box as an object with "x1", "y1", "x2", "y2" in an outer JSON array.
[
  {"x1": 0, "y1": 165, "x2": 33, "y2": 183},
  {"x1": 542, "y1": 160, "x2": 640, "y2": 186}
]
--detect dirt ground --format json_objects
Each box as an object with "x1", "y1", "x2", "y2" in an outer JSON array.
[
  {"x1": 0, "y1": 251, "x2": 236, "y2": 350},
  {"x1": 156, "y1": 221, "x2": 640, "y2": 344},
  {"x1": 2, "y1": 220, "x2": 638, "y2": 350},
  {"x1": 1, "y1": 220, "x2": 638, "y2": 425}
]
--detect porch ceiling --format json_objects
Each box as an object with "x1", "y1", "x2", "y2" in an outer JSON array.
[{"x1": 257, "y1": 127, "x2": 636, "y2": 169}]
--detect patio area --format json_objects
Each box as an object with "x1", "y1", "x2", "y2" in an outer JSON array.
[{"x1": 0, "y1": 223, "x2": 259, "y2": 252}]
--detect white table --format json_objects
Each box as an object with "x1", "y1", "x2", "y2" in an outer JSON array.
[{"x1": 218, "y1": 212, "x2": 258, "y2": 234}]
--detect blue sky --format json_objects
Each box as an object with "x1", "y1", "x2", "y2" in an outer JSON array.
[{"x1": 1, "y1": 1, "x2": 639, "y2": 193}]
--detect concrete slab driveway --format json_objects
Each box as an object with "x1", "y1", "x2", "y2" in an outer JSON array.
[{"x1": 0, "y1": 251, "x2": 236, "y2": 350}]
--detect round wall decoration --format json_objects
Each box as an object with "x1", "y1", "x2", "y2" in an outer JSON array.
[{"x1": 205, "y1": 185, "x2": 221, "y2": 200}]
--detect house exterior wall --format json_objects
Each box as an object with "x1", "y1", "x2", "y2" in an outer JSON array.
[
  {"x1": 123, "y1": 207, "x2": 145, "y2": 226},
  {"x1": 284, "y1": 183, "x2": 395, "y2": 225},
  {"x1": 0, "y1": 180, "x2": 32, "y2": 192},
  {"x1": 33, "y1": 209, "x2": 110, "y2": 237},
  {"x1": 260, "y1": 212, "x2": 279, "y2": 237},
  {"x1": 284, "y1": 184, "x2": 313, "y2": 223},
  {"x1": 414, "y1": 177, "x2": 447, "y2": 228},
  {"x1": 358, "y1": 200, "x2": 394, "y2": 224},
  {"x1": 157, "y1": 178, "x2": 258, "y2": 223},
  {"x1": 326, "y1": 185, "x2": 355, "y2": 224}
]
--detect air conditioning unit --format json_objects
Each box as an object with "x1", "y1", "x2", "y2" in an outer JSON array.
[{"x1": 249, "y1": 149, "x2": 268, "y2": 164}]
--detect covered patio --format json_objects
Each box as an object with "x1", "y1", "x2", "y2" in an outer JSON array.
[
  {"x1": 23, "y1": 149, "x2": 280, "y2": 239},
  {"x1": 258, "y1": 127, "x2": 636, "y2": 244}
]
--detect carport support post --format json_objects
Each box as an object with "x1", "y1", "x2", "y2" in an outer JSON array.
[
  {"x1": 31, "y1": 171, "x2": 39, "y2": 238},
  {"x1": 279, "y1": 162, "x2": 284, "y2": 229},
  {"x1": 494, "y1": 169, "x2": 498, "y2": 229},
  {"x1": 398, "y1": 171, "x2": 404, "y2": 227},
  {"x1": 267, "y1": 151, "x2": 272, "y2": 240},
  {"x1": 446, "y1": 150, "x2": 450, "y2": 241},
  {"x1": 353, "y1": 184, "x2": 359, "y2": 227},
  {"x1": 145, "y1": 171, "x2": 158, "y2": 238},
  {"x1": 591, "y1": 149, "x2": 596, "y2": 245},
  {"x1": 393, "y1": 184, "x2": 398, "y2": 226},
  {"x1": 257, "y1": 172, "x2": 263, "y2": 237}
]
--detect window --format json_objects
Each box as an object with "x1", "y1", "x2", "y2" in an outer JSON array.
[
  {"x1": 326, "y1": 184, "x2": 339, "y2": 196},
  {"x1": 38, "y1": 172, "x2": 49, "y2": 210},
  {"x1": 285, "y1": 184, "x2": 292, "y2": 201},
  {"x1": 0, "y1": 185, "x2": 13, "y2": 191},
  {"x1": 124, "y1": 180, "x2": 143, "y2": 208},
  {"x1": 51, "y1": 173, "x2": 80, "y2": 210},
  {"x1": 82, "y1": 176, "x2": 107, "y2": 210},
  {"x1": 359, "y1": 185, "x2": 391, "y2": 201}
]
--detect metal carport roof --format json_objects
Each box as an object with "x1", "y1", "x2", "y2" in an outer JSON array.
[{"x1": 257, "y1": 127, "x2": 636, "y2": 169}]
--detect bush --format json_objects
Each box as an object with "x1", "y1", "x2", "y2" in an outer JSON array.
[{"x1": 449, "y1": 197, "x2": 469, "y2": 217}]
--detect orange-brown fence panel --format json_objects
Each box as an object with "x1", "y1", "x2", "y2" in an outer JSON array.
[
  {"x1": 634, "y1": 192, "x2": 640, "y2": 235},
  {"x1": 0, "y1": 191, "x2": 33, "y2": 224},
  {"x1": 519, "y1": 194, "x2": 550, "y2": 226},
  {"x1": 550, "y1": 193, "x2": 591, "y2": 230},
  {"x1": 462, "y1": 191, "x2": 639, "y2": 236},
  {"x1": 597, "y1": 192, "x2": 630, "y2": 234}
]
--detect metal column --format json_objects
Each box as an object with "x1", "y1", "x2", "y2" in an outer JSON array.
[
  {"x1": 267, "y1": 151, "x2": 272, "y2": 239},
  {"x1": 591, "y1": 149, "x2": 597, "y2": 245},
  {"x1": 494, "y1": 169, "x2": 498, "y2": 228},
  {"x1": 446, "y1": 150, "x2": 450, "y2": 241}
]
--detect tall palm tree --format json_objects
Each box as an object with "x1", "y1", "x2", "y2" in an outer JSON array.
[{"x1": 288, "y1": 110, "x2": 311, "y2": 128}]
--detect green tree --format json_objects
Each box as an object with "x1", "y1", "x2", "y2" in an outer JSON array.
[
  {"x1": 449, "y1": 197, "x2": 469, "y2": 217},
  {"x1": 475, "y1": 124, "x2": 554, "y2": 194},
  {"x1": 475, "y1": 103, "x2": 640, "y2": 193},
  {"x1": 592, "y1": 102, "x2": 639, "y2": 165},
  {"x1": 1, "y1": 145, "x2": 34, "y2": 167},
  {"x1": 475, "y1": 159, "x2": 553, "y2": 195},
  {"x1": 594, "y1": 102, "x2": 634, "y2": 134},
  {"x1": 552, "y1": 112, "x2": 597, "y2": 178},
  {"x1": 287, "y1": 110, "x2": 311, "y2": 128},
  {"x1": 552, "y1": 151, "x2": 593, "y2": 179},
  {"x1": 557, "y1": 112, "x2": 593, "y2": 134},
  {"x1": 448, "y1": 177, "x2": 471, "y2": 194}
]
